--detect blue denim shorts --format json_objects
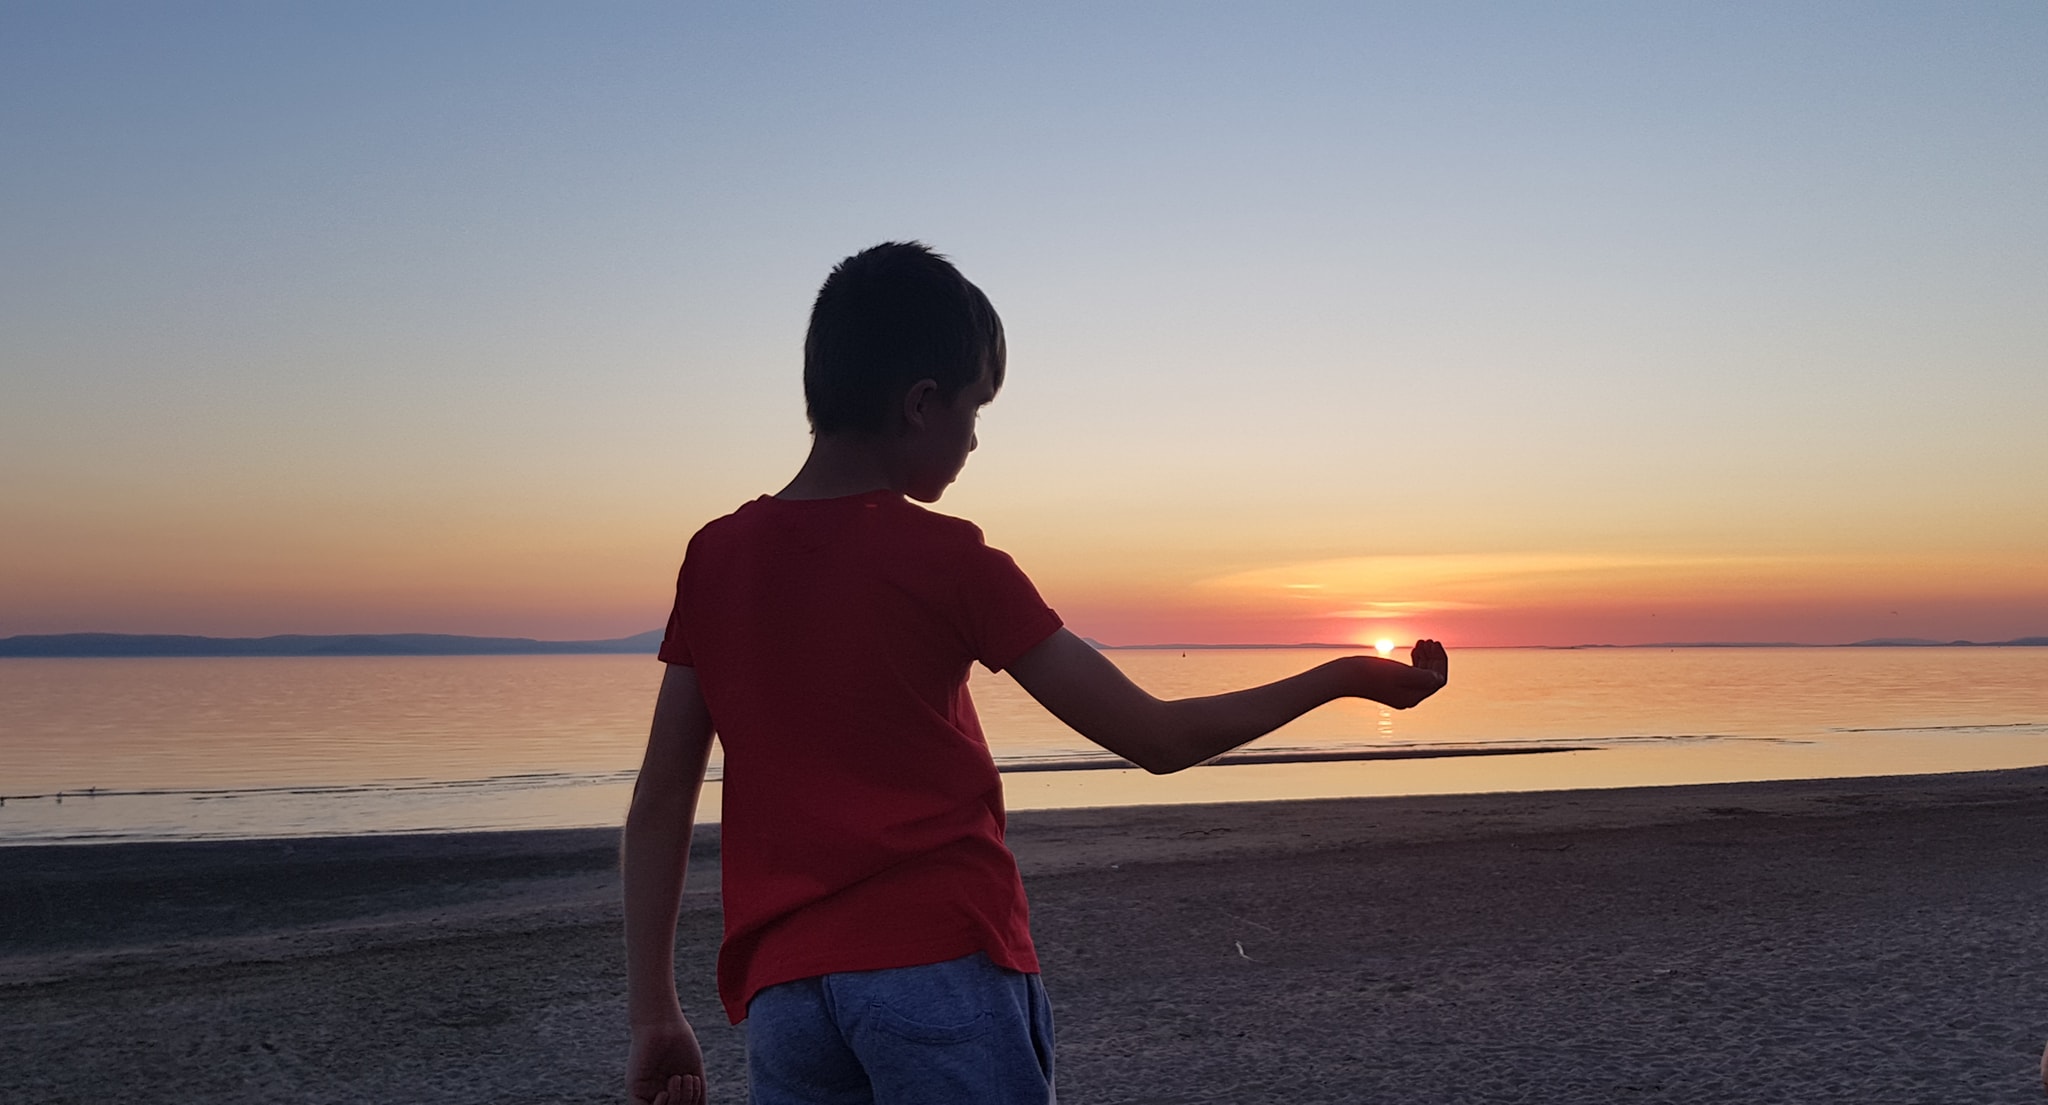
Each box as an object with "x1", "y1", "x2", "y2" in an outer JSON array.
[{"x1": 744, "y1": 951, "x2": 1056, "y2": 1105}]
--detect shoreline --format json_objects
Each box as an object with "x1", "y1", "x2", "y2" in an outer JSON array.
[
  {"x1": 5, "y1": 765, "x2": 2044, "y2": 962},
  {"x1": 7, "y1": 746, "x2": 2036, "y2": 849},
  {"x1": 0, "y1": 742, "x2": 1593, "y2": 806},
  {"x1": 6, "y1": 766, "x2": 2046, "y2": 1103},
  {"x1": 3, "y1": 761, "x2": 2042, "y2": 862}
]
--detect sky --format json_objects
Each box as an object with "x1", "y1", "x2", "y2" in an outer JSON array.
[{"x1": 2, "y1": 1, "x2": 2044, "y2": 647}]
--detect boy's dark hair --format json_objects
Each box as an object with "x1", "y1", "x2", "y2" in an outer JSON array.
[{"x1": 803, "y1": 242, "x2": 1007, "y2": 435}]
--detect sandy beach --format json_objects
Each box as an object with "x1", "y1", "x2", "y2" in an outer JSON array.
[{"x1": 5, "y1": 766, "x2": 2046, "y2": 1104}]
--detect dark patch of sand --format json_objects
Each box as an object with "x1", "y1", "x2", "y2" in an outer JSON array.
[{"x1": 5, "y1": 767, "x2": 2047, "y2": 1103}]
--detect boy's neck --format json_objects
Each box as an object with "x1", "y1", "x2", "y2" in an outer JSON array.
[{"x1": 776, "y1": 434, "x2": 907, "y2": 501}]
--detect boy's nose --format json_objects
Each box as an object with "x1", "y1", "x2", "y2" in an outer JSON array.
[{"x1": 969, "y1": 431, "x2": 978, "y2": 452}]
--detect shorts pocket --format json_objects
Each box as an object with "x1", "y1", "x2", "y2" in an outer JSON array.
[{"x1": 864, "y1": 1002, "x2": 993, "y2": 1046}]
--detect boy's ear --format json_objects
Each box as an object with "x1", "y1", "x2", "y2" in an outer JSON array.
[{"x1": 900, "y1": 378, "x2": 940, "y2": 432}]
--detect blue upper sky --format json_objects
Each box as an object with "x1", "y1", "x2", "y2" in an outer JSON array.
[{"x1": 2, "y1": 2, "x2": 2044, "y2": 642}]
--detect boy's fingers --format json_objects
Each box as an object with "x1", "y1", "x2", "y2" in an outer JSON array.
[
  {"x1": 1414, "y1": 640, "x2": 1448, "y2": 679},
  {"x1": 1402, "y1": 640, "x2": 1446, "y2": 687}
]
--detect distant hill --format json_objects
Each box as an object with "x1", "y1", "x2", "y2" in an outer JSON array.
[
  {"x1": 0, "y1": 630, "x2": 665, "y2": 658},
  {"x1": 1083, "y1": 639, "x2": 1360, "y2": 650},
  {"x1": 1847, "y1": 637, "x2": 2048, "y2": 648},
  {"x1": 1540, "y1": 638, "x2": 2048, "y2": 649}
]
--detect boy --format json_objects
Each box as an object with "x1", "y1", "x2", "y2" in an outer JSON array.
[{"x1": 622, "y1": 242, "x2": 1448, "y2": 1105}]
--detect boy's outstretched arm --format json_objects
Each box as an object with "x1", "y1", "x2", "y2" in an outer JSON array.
[
  {"x1": 622, "y1": 663, "x2": 716, "y2": 1105},
  {"x1": 1008, "y1": 629, "x2": 1448, "y2": 775}
]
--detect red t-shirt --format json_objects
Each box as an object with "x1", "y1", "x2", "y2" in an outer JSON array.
[{"x1": 658, "y1": 490, "x2": 1062, "y2": 1024}]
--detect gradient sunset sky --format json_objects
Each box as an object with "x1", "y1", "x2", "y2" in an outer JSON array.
[{"x1": 3, "y1": 2, "x2": 2043, "y2": 647}]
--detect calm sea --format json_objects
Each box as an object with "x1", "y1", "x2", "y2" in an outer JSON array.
[{"x1": 1, "y1": 647, "x2": 2043, "y2": 844}]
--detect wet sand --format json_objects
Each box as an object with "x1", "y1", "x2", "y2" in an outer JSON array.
[{"x1": 4, "y1": 766, "x2": 2047, "y2": 1103}]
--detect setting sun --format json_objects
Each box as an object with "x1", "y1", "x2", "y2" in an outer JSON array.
[{"x1": 1374, "y1": 638, "x2": 1395, "y2": 656}]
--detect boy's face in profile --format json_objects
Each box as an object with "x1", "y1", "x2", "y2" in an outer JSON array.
[{"x1": 904, "y1": 359, "x2": 998, "y2": 504}]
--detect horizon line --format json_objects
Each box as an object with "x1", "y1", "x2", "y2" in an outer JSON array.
[{"x1": 2, "y1": 629, "x2": 2046, "y2": 658}]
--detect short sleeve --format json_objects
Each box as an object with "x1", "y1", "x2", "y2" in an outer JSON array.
[
  {"x1": 656, "y1": 560, "x2": 694, "y2": 667},
  {"x1": 958, "y1": 541, "x2": 1062, "y2": 673}
]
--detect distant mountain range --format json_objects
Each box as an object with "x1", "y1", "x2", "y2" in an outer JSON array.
[
  {"x1": 1080, "y1": 639, "x2": 1362, "y2": 650},
  {"x1": 2, "y1": 631, "x2": 2042, "y2": 658},
  {"x1": 1079, "y1": 637, "x2": 2048, "y2": 650},
  {"x1": 0, "y1": 630, "x2": 665, "y2": 657},
  {"x1": 1554, "y1": 637, "x2": 2048, "y2": 649},
  {"x1": 1860, "y1": 636, "x2": 2048, "y2": 647}
]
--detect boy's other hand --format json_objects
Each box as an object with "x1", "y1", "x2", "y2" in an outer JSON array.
[
  {"x1": 647, "y1": 1075, "x2": 704, "y2": 1105},
  {"x1": 627, "y1": 1016, "x2": 707, "y2": 1105}
]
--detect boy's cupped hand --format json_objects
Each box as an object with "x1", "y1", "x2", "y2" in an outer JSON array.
[
  {"x1": 627, "y1": 1017, "x2": 707, "y2": 1105},
  {"x1": 1361, "y1": 639, "x2": 1448, "y2": 709},
  {"x1": 1410, "y1": 639, "x2": 1448, "y2": 682}
]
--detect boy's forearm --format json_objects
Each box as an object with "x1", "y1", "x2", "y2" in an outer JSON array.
[
  {"x1": 1142, "y1": 659, "x2": 1357, "y2": 773},
  {"x1": 622, "y1": 785, "x2": 697, "y2": 1025},
  {"x1": 623, "y1": 665, "x2": 716, "y2": 1026},
  {"x1": 1011, "y1": 631, "x2": 1444, "y2": 776}
]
